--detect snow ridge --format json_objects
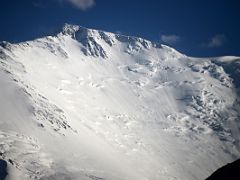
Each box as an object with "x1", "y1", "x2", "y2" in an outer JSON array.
[{"x1": 0, "y1": 24, "x2": 240, "y2": 180}]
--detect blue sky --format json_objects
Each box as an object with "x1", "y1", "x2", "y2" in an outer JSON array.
[{"x1": 0, "y1": 0, "x2": 239, "y2": 57}]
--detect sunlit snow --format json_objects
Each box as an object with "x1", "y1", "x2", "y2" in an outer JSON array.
[{"x1": 0, "y1": 24, "x2": 239, "y2": 180}]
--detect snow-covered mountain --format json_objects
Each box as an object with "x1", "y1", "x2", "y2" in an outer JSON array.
[{"x1": 0, "y1": 24, "x2": 239, "y2": 180}]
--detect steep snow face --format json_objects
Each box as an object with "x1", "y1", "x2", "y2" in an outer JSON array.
[{"x1": 0, "y1": 24, "x2": 240, "y2": 180}]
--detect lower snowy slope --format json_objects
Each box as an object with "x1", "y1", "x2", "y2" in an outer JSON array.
[{"x1": 0, "y1": 25, "x2": 240, "y2": 180}]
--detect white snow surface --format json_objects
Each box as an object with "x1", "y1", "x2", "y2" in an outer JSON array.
[{"x1": 0, "y1": 24, "x2": 240, "y2": 180}]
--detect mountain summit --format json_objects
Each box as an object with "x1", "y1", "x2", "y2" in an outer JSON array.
[{"x1": 0, "y1": 24, "x2": 240, "y2": 180}]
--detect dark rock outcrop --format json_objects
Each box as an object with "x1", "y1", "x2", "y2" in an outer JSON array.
[
  {"x1": 206, "y1": 159, "x2": 240, "y2": 180},
  {"x1": 0, "y1": 159, "x2": 7, "y2": 180}
]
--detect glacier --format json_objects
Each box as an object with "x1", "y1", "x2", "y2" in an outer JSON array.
[{"x1": 0, "y1": 24, "x2": 239, "y2": 180}]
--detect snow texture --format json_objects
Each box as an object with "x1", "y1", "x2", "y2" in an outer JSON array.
[{"x1": 0, "y1": 24, "x2": 240, "y2": 180}]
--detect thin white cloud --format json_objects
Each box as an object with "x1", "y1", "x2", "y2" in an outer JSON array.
[
  {"x1": 57, "y1": 0, "x2": 95, "y2": 10},
  {"x1": 161, "y1": 34, "x2": 180, "y2": 45},
  {"x1": 204, "y1": 34, "x2": 226, "y2": 48}
]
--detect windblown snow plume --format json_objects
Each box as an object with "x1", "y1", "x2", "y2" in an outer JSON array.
[{"x1": 0, "y1": 24, "x2": 240, "y2": 180}]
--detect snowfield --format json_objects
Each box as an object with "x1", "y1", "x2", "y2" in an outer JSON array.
[{"x1": 0, "y1": 24, "x2": 239, "y2": 180}]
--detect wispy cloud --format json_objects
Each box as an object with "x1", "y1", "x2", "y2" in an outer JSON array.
[
  {"x1": 203, "y1": 34, "x2": 227, "y2": 48},
  {"x1": 161, "y1": 34, "x2": 180, "y2": 45},
  {"x1": 57, "y1": 0, "x2": 95, "y2": 10},
  {"x1": 32, "y1": 0, "x2": 50, "y2": 8},
  {"x1": 115, "y1": 30, "x2": 124, "y2": 35}
]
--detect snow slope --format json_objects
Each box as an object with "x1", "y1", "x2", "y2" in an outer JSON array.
[{"x1": 0, "y1": 24, "x2": 239, "y2": 180}]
